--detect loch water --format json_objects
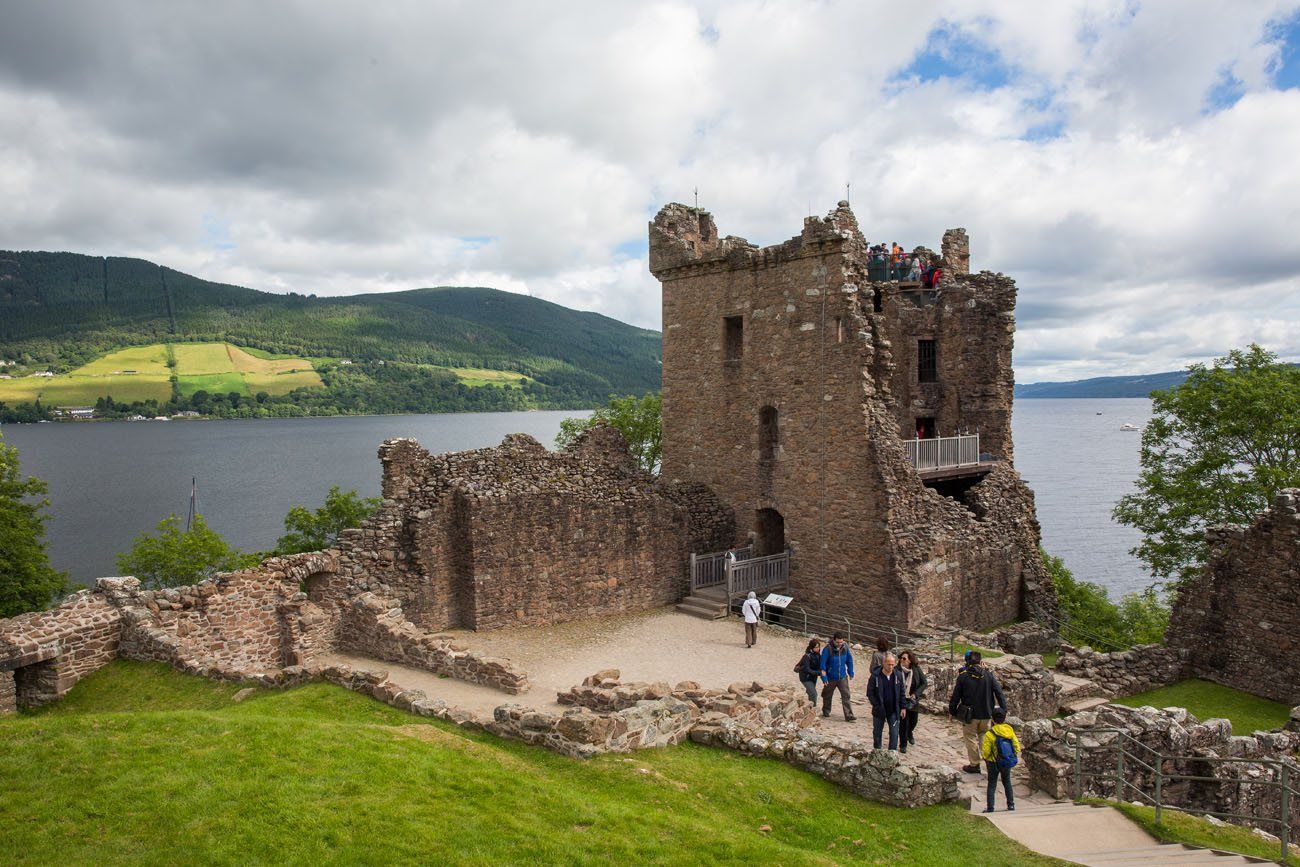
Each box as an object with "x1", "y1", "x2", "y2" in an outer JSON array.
[{"x1": 3, "y1": 398, "x2": 1155, "y2": 596}]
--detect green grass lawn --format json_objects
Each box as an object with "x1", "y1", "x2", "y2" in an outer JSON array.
[
  {"x1": 1109, "y1": 802, "x2": 1299, "y2": 866},
  {"x1": 1, "y1": 661, "x2": 1066, "y2": 866},
  {"x1": 1114, "y1": 678, "x2": 1292, "y2": 734},
  {"x1": 950, "y1": 642, "x2": 1004, "y2": 660}
]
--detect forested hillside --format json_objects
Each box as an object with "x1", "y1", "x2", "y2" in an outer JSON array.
[{"x1": 0, "y1": 252, "x2": 661, "y2": 418}]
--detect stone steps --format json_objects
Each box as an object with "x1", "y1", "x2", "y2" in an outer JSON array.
[
  {"x1": 1061, "y1": 696, "x2": 1112, "y2": 714},
  {"x1": 675, "y1": 595, "x2": 727, "y2": 620}
]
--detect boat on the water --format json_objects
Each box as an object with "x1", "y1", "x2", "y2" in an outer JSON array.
[{"x1": 1120, "y1": 422, "x2": 1139, "y2": 431}]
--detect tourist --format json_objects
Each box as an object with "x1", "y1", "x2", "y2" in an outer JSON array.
[
  {"x1": 741, "y1": 591, "x2": 762, "y2": 647},
  {"x1": 867, "y1": 651, "x2": 905, "y2": 750},
  {"x1": 947, "y1": 650, "x2": 1007, "y2": 774},
  {"x1": 820, "y1": 632, "x2": 856, "y2": 721},
  {"x1": 907, "y1": 255, "x2": 922, "y2": 281},
  {"x1": 795, "y1": 638, "x2": 822, "y2": 704},
  {"x1": 869, "y1": 636, "x2": 890, "y2": 671},
  {"x1": 981, "y1": 707, "x2": 1021, "y2": 812},
  {"x1": 898, "y1": 649, "x2": 927, "y2": 751}
]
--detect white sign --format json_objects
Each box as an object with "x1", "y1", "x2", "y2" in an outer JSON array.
[{"x1": 763, "y1": 593, "x2": 794, "y2": 609}]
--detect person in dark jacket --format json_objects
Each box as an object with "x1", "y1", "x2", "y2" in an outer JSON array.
[
  {"x1": 820, "y1": 632, "x2": 856, "y2": 721},
  {"x1": 897, "y1": 649, "x2": 927, "y2": 752},
  {"x1": 867, "y1": 651, "x2": 906, "y2": 750},
  {"x1": 947, "y1": 651, "x2": 1007, "y2": 773},
  {"x1": 795, "y1": 639, "x2": 821, "y2": 705}
]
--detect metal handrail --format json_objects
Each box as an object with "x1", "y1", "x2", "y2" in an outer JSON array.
[
  {"x1": 1065, "y1": 726, "x2": 1295, "y2": 861},
  {"x1": 766, "y1": 602, "x2": 958, "y2": 662},
  {"x1": 903, "y1": 433, "x2": 980, "y2": 472}
]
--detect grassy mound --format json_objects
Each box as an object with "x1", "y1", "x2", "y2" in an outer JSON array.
[
  {"x1": 1113, "y1": 678, "x2": 1292, "y2": 734},
  {"x1": 0, "y1": 661, "x2": 1063, "y2": 866}
]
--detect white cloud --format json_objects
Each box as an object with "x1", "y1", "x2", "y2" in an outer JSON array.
[{"x1": 1, "y1": 0, "x2": 1299, "y2": 380}]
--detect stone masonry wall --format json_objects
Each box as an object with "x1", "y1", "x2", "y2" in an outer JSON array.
[
  {"x1": 1054, "y1": 642, "x2": 1191, "y2": 698},
  {"x1": 652, "y1": 201, "x2": 1053, "y2": 630},
  {"x1": 332, "y1": 426, "x2": 732, "y2": 632},
  {"x1": 0, "y1": 589, "x2": 122, "y2": 709},
  {"x1": 1166, "y1": 489, "x2": 1300, "y2": 705}
]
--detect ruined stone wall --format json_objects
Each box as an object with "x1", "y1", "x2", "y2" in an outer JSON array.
[
  {"x1": 339, "y1": 426, "x2": 732, "y2": 632},
  {"x1": 1054, "y1": 642, "x2": 1190, "y2": 698},
  {"x1": 652, "y1": 201, "x2": 1051, "y2": 630},
  {"x1": 0, "y1": 589, "x2": 121, "y2": 709},
  {"x1": 1166, "y1": 490, "x2": 1300, "y2": 705}
]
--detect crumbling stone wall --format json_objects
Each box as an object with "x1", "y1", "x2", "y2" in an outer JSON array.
[
  {"x1": 331, "y1": 426, "x2": 732, "y2": 632},
  {"x1": 922, "y1": 656, "x2": 1063, "y2": 721},
  {"x1": 1022, "y1": 704, "x2": 1300, "y2": 839},
  {"x1": 1054, "y1": 642, "x2": 1190, "y2": 698},
  {"x1": 651, "y1": 201, "x2": 1054, "y2": 630},
  {"x1": 1166, "y1": 489, "x2": 1300, "y2": 705},
  {"x1": 0, "y1": 588, "x2": 122, "y2": 710}
]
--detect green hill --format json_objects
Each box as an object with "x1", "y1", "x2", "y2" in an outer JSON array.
[
  {"x1": 1014, "y1": 371, "x2": 1188, "y2": 399},
  {"x1": 0, "y1": 251, "x2": 661, "y2": 418},
  {"x1": 0, "y1": 660, "x2": 1057, "y2": 865}
]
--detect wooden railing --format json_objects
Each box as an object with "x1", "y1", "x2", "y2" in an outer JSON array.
[
  {"x1": 903, "y1": 433, "x2": 980, "y2": 472},
  {"x1": 726, "y1": 552, "x2": 790, "y2": 599},
  {"x1": 689, "y1": 545, "x2": 752, "y2": 592}
]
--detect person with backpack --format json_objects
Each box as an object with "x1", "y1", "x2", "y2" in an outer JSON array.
[
  {"x1": 794, "y1": 639, "x2": 822, "y2": 704},
  {"x1": 947, "y1": 651, "x2": 1007, "y2": 773},
  {"x1": 981, "y1": 707, "x2": 1021, "y2": 812},
  {"x1": 820, "y1": 632, "x2": 856, "y2": 721}
]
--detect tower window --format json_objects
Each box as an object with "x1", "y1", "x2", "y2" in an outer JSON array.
[
  {"x1": 918, "y1": 339, "x2": 937, "y2": 383},
  {"x1": 759, "y1": 405, "x2": 778, "y2": 462},
  {"x1": 723, "y1": 315, "x2": 744, "y2": 361}
]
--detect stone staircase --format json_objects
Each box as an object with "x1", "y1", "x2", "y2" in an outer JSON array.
[
  {"x1": 1055, "y1": 670, "x2": 1113, "y2": 715},
  {"x1": 675, "y1": 587, "x2": 729, "y2": 620},
  {"x1": 969, "y1": 779, "x2": 1269, "y2": 865}
]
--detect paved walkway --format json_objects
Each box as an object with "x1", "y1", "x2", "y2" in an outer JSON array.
[{"x1": 322, "y1": 609, "x2": 1265, "y2": 866}]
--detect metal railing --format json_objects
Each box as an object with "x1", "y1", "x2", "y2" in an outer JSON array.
[
  {"x1": 764, "y1": 603, "x2": 958, "y2": 662},
  {"x1": 1065, "y1": 726, "x2": 1296, "y2": 862},
  {"x1": 903, "y1": 433, "x2": 980, "y2": 472},
  {"x1": 867, "y1": 256, "x2": 923, "y2": 283},
  {"x1": 689, "y1": 546, "x2": 753, "y2": 592}
]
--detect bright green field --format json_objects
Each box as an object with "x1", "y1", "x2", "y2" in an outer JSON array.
[
  {"x1": 446, "y1": 366, "x2": 533, "y2": 387},
  {"x1": 1114, "y1": 678, "x2": 1292, "y2": 734},
  {"x1": 0, "y1": 661, "x2": 1064, "y2": 866},
  {"x1": 1109, "y1": 802, "x2": 1299, "y2": 866},
  {"x1": 0, "y1": 343, "x2": 323, "y2": 406}
]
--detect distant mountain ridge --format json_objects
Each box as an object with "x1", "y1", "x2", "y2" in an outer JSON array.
[
  {"x1": 0, "y1": 251, "x2": 662, "y2": 412},
  {"x1": 1015, "y1": 370, "x2": 1189, "y2": 398}
]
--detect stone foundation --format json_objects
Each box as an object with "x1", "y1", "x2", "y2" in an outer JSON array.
[
  {"x1": 1054, "y1": 642, "x2": 1190, "y2": 698},
  {"x1": 1022, "y1": 704, "x2": 1300, "y2": 838}
]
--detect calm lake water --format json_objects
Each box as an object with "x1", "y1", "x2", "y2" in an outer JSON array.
[{"x1": 2, "y1": 398, "x2": 1155, "y2": 596}]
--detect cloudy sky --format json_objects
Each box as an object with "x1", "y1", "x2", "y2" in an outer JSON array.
[{"x1": 2, "y1": 1, "x2": 1299, "y2": 381}]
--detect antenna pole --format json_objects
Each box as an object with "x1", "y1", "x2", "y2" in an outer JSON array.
[
  {"x1": 694, "y1": 186, "x2": 699, "y2": 210},
  {"x1": 845, "y1": 181, "x2": 851, "y2": 204}
]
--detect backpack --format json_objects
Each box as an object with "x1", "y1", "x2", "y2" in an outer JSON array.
[{"x1": 994, "y1": 733, "x2": 1018, "y2": 770}]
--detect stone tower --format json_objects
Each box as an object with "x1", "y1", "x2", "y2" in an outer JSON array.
[{"x1": 649, "y1": 201, "x2": 1053, "y2": 630}]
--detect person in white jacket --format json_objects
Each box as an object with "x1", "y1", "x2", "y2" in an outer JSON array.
[{"x1": 741, "y1": 591, "x2": 762, "y2": 647}]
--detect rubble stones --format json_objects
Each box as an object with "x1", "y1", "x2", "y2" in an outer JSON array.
[
  {"x1": 1055, "y1": 642, "x2": 1190, "y2": 698},
  {"x1": 996, "y1": 621, "x2": 1059, "y2": 656}
]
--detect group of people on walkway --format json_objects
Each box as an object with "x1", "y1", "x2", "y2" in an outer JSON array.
[
  {"x1": 785, "y1": 631, "x2": 1022, "y2": 811},
  {"x1": 793, "y1": 635, "x2": 928, "y2": 753}
]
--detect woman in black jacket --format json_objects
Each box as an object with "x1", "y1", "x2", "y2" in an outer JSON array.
[
  {"x1": 898, "y1": 649, "x2": 927, "y2": 750},
  {"x1": 796, "y1": 639, "x2": 822, "y2": 705}
]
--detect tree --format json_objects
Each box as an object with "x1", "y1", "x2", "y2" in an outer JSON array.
[
  {"x1": 0, "y1": 432, "x2": 69, "y2": 616},
  {"x1": 1113, "y1": 346, "x2": 1300, "y2": 589},
  {"x1": 274, "y1": 486, "x2": 381, "y2": 555},
  {"x1": 116, "y1": 514, "x2": 258, "y2": 590},
  {"x1": 1044, "y1": 550, "x2": 1168, "y2": 651},
  {"x1": 555, "y1": 393, "x2": 662, "y2": 475}
]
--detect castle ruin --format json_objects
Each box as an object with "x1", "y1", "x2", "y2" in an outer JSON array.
[{"x1": 650, "y1": 201, "x2": 1053, "y2": 629}]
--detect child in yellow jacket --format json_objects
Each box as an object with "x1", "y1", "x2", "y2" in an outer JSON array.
[{"x1": 981, "y1": 707, "x2": 1021, "y2": 812}]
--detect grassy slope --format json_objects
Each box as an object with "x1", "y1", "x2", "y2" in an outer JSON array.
[
  {"x1": 1113, "y1": 678, "x2": 1293, "y2": 734},
  {"x1": 1, "y1": 661, "x2": 1064, "y2": 867},
  {"x1": 1110, "y1": 802, "x2": 1299, "y2": 866}
]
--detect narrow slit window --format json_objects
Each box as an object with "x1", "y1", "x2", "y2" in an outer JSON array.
[
  {"x1": 918, "y1": 339, "x2": 937, "y2": 383},
  {"x1": 723, "y1": 315, "x2": 744, "y2": 361},
  {"x1": 759, "y1": 405, "x2": 778, "y2": 462}
]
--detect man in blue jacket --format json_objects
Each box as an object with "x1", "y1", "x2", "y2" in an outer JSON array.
[{"x1": 820, "y1": 632, "x2": 856, "y2": 721}]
